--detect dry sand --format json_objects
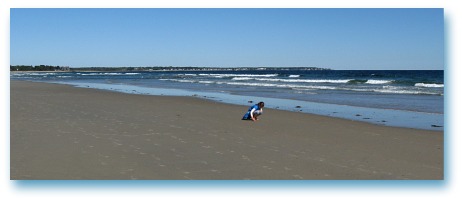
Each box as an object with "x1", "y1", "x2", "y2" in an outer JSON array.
[{"x1": 10, "y1": 81, "x2": 443, "y2": 180}]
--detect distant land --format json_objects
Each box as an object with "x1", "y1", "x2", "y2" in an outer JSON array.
[{"x1": 10, "y1": 65, "x2": 331, "y2": 72}]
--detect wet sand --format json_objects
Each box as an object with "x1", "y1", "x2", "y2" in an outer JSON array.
[{"x1": 10, "y1": 81, "x2": 443, "y2": 180}]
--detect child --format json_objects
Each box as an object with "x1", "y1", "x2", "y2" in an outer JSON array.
[{"x1": 242, "y1": 102, "x2": 264, "y2": 121}]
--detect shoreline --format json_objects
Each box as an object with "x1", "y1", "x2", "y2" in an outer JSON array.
[
  {"x1": 49, "y1": 80, "x2": 443, "y2": 131},
  {"x1": 10, "y1": 80, "x2": 443, "y2": 180},
  {"x1": 9, "y1": 69, "x2": 444, "y2": 131}
]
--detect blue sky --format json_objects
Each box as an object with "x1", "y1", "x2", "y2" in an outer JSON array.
[{"x1": 10, "y1": 8, "x2": 443, "y2": 70}]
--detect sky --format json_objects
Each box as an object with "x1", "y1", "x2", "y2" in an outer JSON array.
[{"x1": 10, "y1": 8, "x2": 444, "y2": 69}]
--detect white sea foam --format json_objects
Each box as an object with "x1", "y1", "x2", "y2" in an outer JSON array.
[
  {"x1": 347, "y1": 86, "x2": 442, "y2": 95},
  {"x1": 224, "y1": 82, "x2": 337, "y2": 90},
  {"x1": 198, "y1": 73, "x2": 278, "y2": 78},
  {"x1": 160, "y1": 79, "x2": 196, "y2": 83},
  {"x1": 232, "y1": 77, "x2": 254, "y2": 80},
  {"x1": 81, "y1": 73, "x2": 104, "y2": 76},
  {"x1": 365, "y1": 80, "x2": 392, "y2": 84},
  {"x1": 289, "y1": 75, "x2": 300, "y2": 78},
  {"x1": 156, "y1": 78, "x2": 442, "y2": 95},
  {"x1": 373, "y1": 89, "x2": 440, "y2": 95},
  {"x1": 22, "y1": 72, "x2": 57, "y2": 76},
  {"x1": 81, "y1": 72, "x2": 140, "y2": 76},
  {"x1": 105, "y1": 72, "x2": 140, "y2": 75},
  {"x1": 225, "y1": 82, "x2": 279, "y2": 87},
  {"x1": 299, "y1": 85, "x2": 338, "y2": 90},
  {"x1": 415, "y1": 83, "x2": 444, "y2": 88},
  {"x1": 292, "y1": 88, "x2": 318, "y2": 95},
  {"x1": 11, "y1": 73, "x2": 26, "y2": 76},
  {"x1": 103, "y1": 73, "x2": 124, "y2": 75},
  {"x1": 254, "y1": 78, "x2": 351, "y2": 83},
  {"x1": 198, "y1": 81, "x2": 214, "y2": 84}
]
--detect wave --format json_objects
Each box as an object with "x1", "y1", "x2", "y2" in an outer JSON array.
[
  {"x1": 160, "y1": 78, "x2": 442, "y2": 95},
  {"x1": 348, "y1": 79, "x2": 394, "y2": 85},
  {"x1": 198, "y1": 81, "x2": 214, "y2": 84},
  {"x1": 223, "y1": 81, "x2": 441, "y2": 95},
  {"x1": 159, "y1": 79, "x2": 196, "y2": 83},
  {"x1": 415, "y1": 83, "x2": 444, "y2": 88},
  {"x1": 347, "y1": 79, "x2": 367, "y2": 84},
  {"x1": 80, "y1": 72, "x2": 141, "y2": 76},
  {"x1": 232, "y1": 77, "x2": 393, "y2": 85},
  {"x1": 232, "y1": 77, "x2": 254, "y2": 81},
  {"x1": 161, "y1": 77, "x2": 442, "y2": 92},
  {"x1": 288, "y1": 75, "x2": 300, "y2": 78},
  {"x1": 232, "y1": 77, "x2": 352, "y2": 83},
  {"x1": 261, "y1": 78, "x2": 352, "y2": 83},
  {"x1": 198, "y1": 73, "x2": 278, "y2": 78},
  {"x1": 351, "y1": 86, "x2": 443, "y2": 95},
  {"x1": 373, "y1": 89, "x2": 441, "y2": 95},
  {"x1": 365, "y1": 80, "x2": 393, "y2": 84},
  {"x1": 223, "y1": 82, "x2": 339, "y2": 90},
  {"x1": 13, "y1": 72, "x2": 57, "y2": 76}
]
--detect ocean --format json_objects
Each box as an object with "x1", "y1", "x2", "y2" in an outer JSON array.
[{"x1": 11, "y1": 69, "x2": 444, "y2": 131}]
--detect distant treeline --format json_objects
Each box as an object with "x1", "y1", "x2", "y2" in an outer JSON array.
[
  {"x1": 70, "y1": 66, "x2": 331, "y2": 71},
  {"x1": 11, "y1": 65, "x2": 70, "y2": 71},
  {"x1": 11, "y1": 65, "x2": 330, "y2": 72}
]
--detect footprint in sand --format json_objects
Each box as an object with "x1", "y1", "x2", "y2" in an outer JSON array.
[
  {"x1": 292, "y1": 175, "x2": 303, "y2": 179},
  {"x1": 241, "y1": 155, "x2": 251, "y2": 161}
]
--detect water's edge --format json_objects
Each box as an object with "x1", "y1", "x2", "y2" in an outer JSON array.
[{"x1": 46, "y1": 81, "x2": 443, "y2": 131}]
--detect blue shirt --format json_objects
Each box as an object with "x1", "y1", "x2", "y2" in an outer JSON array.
[{"x1": 242, "y1": 104, "x2": 261, "y2": 120}]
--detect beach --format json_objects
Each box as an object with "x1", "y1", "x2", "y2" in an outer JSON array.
[
  {"x1": 10, "y1": 70, "x2": 444, "y2": 131},
  {"x1": 10, "y1": 80, "x2": 443, "y2": 180}
]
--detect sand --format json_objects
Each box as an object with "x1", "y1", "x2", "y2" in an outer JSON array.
[{"x1": 10, "y1": 80, "x2": 443, "y2": 180}]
